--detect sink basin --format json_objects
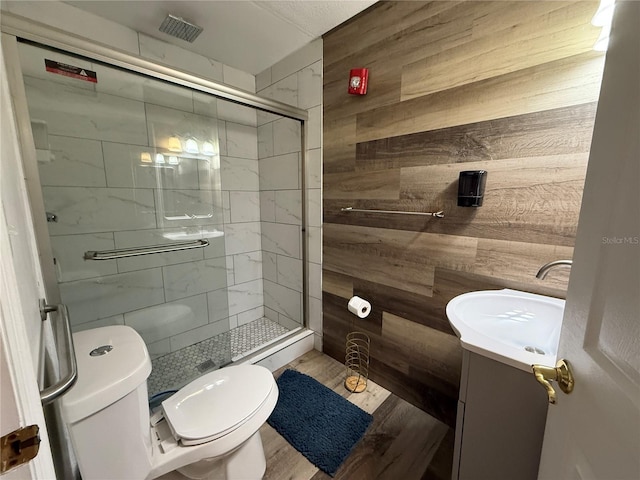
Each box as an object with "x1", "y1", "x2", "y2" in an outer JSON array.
[{"x1": 446, "y1": 289, "x2": 565, "y2": 371}]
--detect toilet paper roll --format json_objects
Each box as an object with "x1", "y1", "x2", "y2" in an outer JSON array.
[{"x1": 348, "y1": 296, "x2": 371, "y2": 318}]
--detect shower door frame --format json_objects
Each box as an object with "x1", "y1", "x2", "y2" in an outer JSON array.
[{"x1": 1, "y1": 11, "x2": 311, "y2": 338}]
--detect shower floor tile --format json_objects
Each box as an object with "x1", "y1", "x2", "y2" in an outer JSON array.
[{"x1": 147, "y1": 317, "x2": 292, "y2": 397}]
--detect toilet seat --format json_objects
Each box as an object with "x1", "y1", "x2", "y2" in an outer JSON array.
[{"x1": 162, "y1": 365, "x2": 275, "y2": 446}]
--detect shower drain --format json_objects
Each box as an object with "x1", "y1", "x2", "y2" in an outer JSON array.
[
  {"x1": 196, "y1": 359, "x2": 217, "y2": 373},
  {"x1": 524, "y1": 346, "x2": 546, "y2": 355}
]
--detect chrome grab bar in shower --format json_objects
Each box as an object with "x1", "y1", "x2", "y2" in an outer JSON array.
[
  {"x1": 83, "y1": 238, "x2": 209, "y2": 261},
  {"x1": 340, "y1": 207, "x2": 445, "y2": 218},
  {"x1": 39, "y1": 302, "x2": 77, "y2": 405}
]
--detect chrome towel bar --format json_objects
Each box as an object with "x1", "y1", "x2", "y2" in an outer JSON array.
[
  {"x1": 340, "y1": 207, "x2": 445, "y2": 218},
  {"x1": 84, "y1": 238, "x2": 209, "y2": 261},
  {"x1": 39, "y1": 302, "x2": 77, "y2": 405}
]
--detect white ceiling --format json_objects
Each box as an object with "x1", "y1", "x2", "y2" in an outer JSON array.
[{"x1": 65, "y1": 1, "x2": 377, "y2": 74}]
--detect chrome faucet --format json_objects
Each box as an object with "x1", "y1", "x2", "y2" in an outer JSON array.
[{"x1": 536, "y1": 260, "x2": 572, "y2": 280}]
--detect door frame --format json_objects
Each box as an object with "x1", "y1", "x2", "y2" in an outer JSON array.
[
  {"x1": 0, "y1": 36, "x2": 56, "y2": 478},
  {"x1": 0, "y1": 217, "x2": 56, "y2": 479},
  {"x1": 2, "y1": 32, "x2": 61, "y2": 306}
]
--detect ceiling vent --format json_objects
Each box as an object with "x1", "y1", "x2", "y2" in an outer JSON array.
[{"x1": 159, "y1": 14, "x2": 203, "y2": 43}]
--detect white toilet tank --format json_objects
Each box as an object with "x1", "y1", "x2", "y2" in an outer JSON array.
[{"x1": 61, "y1": 325, "x2": 154, "y2": 479}]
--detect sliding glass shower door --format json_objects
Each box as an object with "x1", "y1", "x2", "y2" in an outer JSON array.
[
  {"x1": 19, "y1": 41, "x2": 232, "y2": 395},
  {"x1": 17, "y1": 40, "x2": 305, "y2": 397}
]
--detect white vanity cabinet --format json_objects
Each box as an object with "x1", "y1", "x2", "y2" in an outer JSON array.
[{"x1": 452, "y1": 351, "x2": 550, "y2": 480}]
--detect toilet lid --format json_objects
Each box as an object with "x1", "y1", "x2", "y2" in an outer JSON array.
[{"x1": 162, "y1": 365, "x2": 274, "y2": 443}]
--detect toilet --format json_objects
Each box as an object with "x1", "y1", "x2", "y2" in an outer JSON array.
[{"x1": 60, "y1": 325, "x2": 278, "y2": 480}]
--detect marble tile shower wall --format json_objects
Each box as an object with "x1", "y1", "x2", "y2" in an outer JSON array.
[
  {"x1": 256, "y1": 39, "x2": 323, "y2": 350},
  {"x1": 18, "y1": 37, "x2": 268, "y2": 359}
]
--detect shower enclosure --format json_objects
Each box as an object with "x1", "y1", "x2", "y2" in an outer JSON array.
[{"x1": 16, "y1": 40, "x2": 308, "y2": 397}]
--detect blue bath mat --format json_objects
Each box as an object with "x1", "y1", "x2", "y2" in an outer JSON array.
[{"x1": 267, "y1": 369, "x2": 373, "y2": 477}]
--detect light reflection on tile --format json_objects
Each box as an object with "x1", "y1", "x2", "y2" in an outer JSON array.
[
  {"x1": 124, "y1": 294, "x2": 208, "y2": 345},
  {"x1": 103, "y1": 142, "x2": 200, "y2": 190},
  {"x1": 60, "y1": 269, "x2": 165, "y2": 324},
  {"x1": 146, "y1": 104, "x2": 220, "y2": 152}
]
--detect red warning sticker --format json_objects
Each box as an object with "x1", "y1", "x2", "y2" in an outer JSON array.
[{"x1": 45, "y1": 59, "x2": 97, "y2": 83}]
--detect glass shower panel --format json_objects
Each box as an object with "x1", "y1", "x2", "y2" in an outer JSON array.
[
  {"x1": 18, "y1": 42, "x2": 231, "y2": 395},
  {"x1": 257, "y1": 110, "x2": 306, "y2": 335},
  {"x1": 17, "y1": 40, "x2": 306, "y2": 399}
]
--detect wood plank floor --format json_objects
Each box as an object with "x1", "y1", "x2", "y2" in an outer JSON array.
[{"x1": 261, "y1": 350, "x2": 453, "y2": 480}]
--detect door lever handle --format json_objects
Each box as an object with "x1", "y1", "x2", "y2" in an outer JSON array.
[{"x1": 531, "y1": 359, "x2": 575, "y2": 404}]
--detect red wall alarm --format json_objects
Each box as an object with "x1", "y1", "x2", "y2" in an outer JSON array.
[{"x1": 348, "y1": 68, "x2": 369, "y2": 95}]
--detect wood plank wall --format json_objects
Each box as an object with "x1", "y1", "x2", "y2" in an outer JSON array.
[{"x1": 322, "y1": 1, "x2": 605, "y2": 427}]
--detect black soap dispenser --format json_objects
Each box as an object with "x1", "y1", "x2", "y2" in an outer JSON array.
[{"x1": 457, "y1": 170, "x2": 487, "y2": 207}]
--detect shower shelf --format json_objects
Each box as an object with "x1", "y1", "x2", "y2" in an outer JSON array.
[
  {"x1": 340, "y1": 207, "x2": 445, "y2": 218},
  {"x1": 84, "y1": 239, "x2": 209, "y2": 261}
]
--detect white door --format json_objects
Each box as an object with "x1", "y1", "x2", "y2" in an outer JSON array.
[
  {"x1": 538, "y1": 2, "x2": 640, "y2": 479},
  {"x1": 0, "y1": 35, "x2": 56, "y2": 478}
]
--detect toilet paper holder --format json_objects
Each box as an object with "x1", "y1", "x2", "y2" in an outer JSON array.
[
  {"x1": 345, "y1": 296, "x2": 371, "y2": 393},
  {"x1": 345, "y1": 332, "x2": 370, "y2": 393}
]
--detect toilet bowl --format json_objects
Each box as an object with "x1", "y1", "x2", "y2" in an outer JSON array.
[{"x1": 60, "y1": 325, "x2": 278, "y2": 480}]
